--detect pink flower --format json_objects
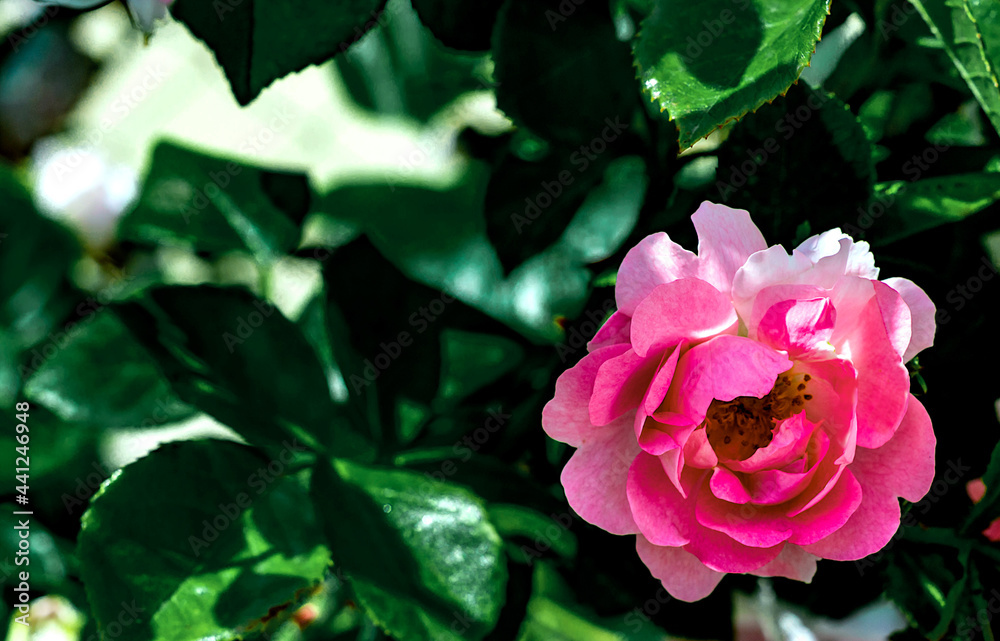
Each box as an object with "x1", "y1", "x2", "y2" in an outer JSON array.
[
  {"x1": 966, "y1": 478, "x2": 1000, "y2": 542},
  {"x1": 542, "y1": 202, "x2": 937, "y2": 601}
]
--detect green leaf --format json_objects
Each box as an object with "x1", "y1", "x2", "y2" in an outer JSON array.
[
  {"x1": 515, "y1": 563, "x2": 669, "y2": 641},
  {"x1": 634, "y1": 0, "x2": 831, "y2": 149},
  {"x1": 967, "y1": 561, "x2": 997, "y2": 641},
  {"x1": 171, "y1": 0, "x2": 387, "y2": 105},
  {"x1": 865, "y1": 173, "x2": 1000, "y2": 246},
  {"x1": 483, "y1": 149, "x2": 606, "y2": 273},
  {"x1": 334, "y1": 0, "x2": 492, "y2": 122},
  {"x1": 23, "y1": 313, "x2": 192, "y2": 427},
  {"x1": 488, "y1": 504, "x2": 577, "y2": 561},
  {"x1": 493, "y1": 0, "x2": 637, "y2": 144},
  {"x1": 411, "y1": 0, "x2": 505, "y2": 51},
  {"x1": 0, "y1": 168, "x2": 80, "y2": 351},
  {"x1": 886, "y1": 540, "x2": 972, "y2": 640},
  {"x1": 320, "y1": 237, "x2": 519, "y2": 434},
  {"x1": 438, "y1": 330, "x2": 524, "y2": 404},
  {"x1": 78, "y1": 440, "x2": 331, "y2": 641},
  {"x1": 910, "y1": 0, "x2": 1000, "y2": 139},
  {"x1": 312, "y1": 459, "x2": 507, "y2": 641},
  {"x1": 927, "y1": 100, "x2": 988, "y2": 147},
  {"x1": 1, "y1": 504, "x2": 73, "y2": 592},
  {"x1": 118, "y1": 142, "x2": 307, "y2": 259},
  {"x1": 114, "y1": 285, "x2": 373, "y2": 458}
]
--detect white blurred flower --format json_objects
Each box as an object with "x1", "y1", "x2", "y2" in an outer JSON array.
[
  {"x1": 32, "y1": 142, "x2": 138, "y2": 250},
  {"x1": 734, "y1": 583, "x2": 908, "y2": 641},
  {"x1": 6, "y1": 595, "x2": 84, "y2": 641}
]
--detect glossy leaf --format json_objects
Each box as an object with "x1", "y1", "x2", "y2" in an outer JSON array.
[
  {"x1": 333, "y1": 0, "x2": 489, "y2": 122},
  {"x1": 910, "y1": 0, "x2": 1000, "y2": 139},
  {"x1": 312, "y1": 458, "x2": 508, "y2": 641},
  {"x1": 78, "y1": 440, "x2": 331, "y2": 641},
  {"x1": 634, "y1": 0, "x2": 831, "y2": 148},
  {"x1": 865, "y1": 173, "x2": 1000, "y2": 246},
  {"x1": 117, "y1": 142, "x2": 307, "y2": 258},
  {"x1": 24, "y1": 313, "x2": 192, "y2": 427},
  {"x1": 114, "y1": 285, "x2": 373, "y2": 458},
  {"x1": 171, "y1": 0, "x2": 387, "y2": 105}
]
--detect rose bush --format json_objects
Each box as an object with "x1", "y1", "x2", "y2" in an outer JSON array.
[{"x1": 542, "y1": 202, "x2": 937, "y2": 601}]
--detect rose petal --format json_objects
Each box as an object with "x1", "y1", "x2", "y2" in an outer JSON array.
[
  {"x1": 803, "y1": 396, "x2": 934, "y2": 560},
  {"x1": 633, "y1": 346, "x2": 685, "y2": 454},
  {"x1": 732, "y1": 246, "x2": 814, "y2": 321},
  {"x1": 636, "y1": 535, "x2": 725, "y2": 602},
  {"x1": 873, "y1": 280, "x2": 912, "y2": 363},
  {"x1": 843, "y1": 291, "x2": 910, "y2": 449},
  {"x1": 588, "y1": 310, "x2": 632, "y2": 351},
  {"x1": 630, "y1": 279, "x2": 738, "y2": 357},
  {"x1": 626, "y1": 452, "x2": 690, "y2": 546},
  {"x1": 726, "y1": 412, "x2": 818, "y2": 474},
  {"x1": 747, "y1": 284, "x2": 828, "y2": 340},
  {"x1": 683, "y1": 428, "x2": 719, "y2": 469},
  {"x1": 787, "y1": 469, "x2": 863, "y2": 545},
  {"x1": 664, "y1": 335, "x2": 793, "y2": 423},
  {"x1": 691, "y1": 201, "x2": 768, "y2": 293},
  {"x1": 710, "y1": 467, "x2": 751, "y2": 504},
  {"x1": 745, "y1": 430, "x2": 829, "y2": 505},
  {"x1": 695, "y1": 483, "x2": 794, "y2": 548},
  {"x1": 543, "y1": 343, "x2": 629, "y2": 446},
  {"x1": 750, "y1": 544, "x2": 819, "y2": 583},
  {"x1": 757, "y1": 297, "x2": 837, "y2": 357},
  {"x1": 590, "y1": 348, "x2": 661, "y2": 426},
  {"x1": 562, "y1": 415, "x2": 642, "y2": 535},
  {"x1": 882, "y1": 277, "x2": 936, "y2": 362},
  {"x1": 616, "y1": 233, "x2": 701, "y2": 315}
]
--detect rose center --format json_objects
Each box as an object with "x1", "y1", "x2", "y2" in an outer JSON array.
[{"x1": 703, "y1": 373, "x2": 813, "y2": 461}]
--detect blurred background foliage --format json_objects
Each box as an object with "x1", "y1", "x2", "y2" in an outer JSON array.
[{"x1": 0, "y1": 0, "x2": 999, "y2": 639}]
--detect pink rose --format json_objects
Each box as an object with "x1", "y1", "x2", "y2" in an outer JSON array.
[{"x1": 542, "y1": 202, "x2": 937, "y2": 601}]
